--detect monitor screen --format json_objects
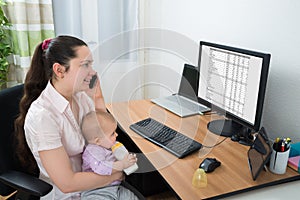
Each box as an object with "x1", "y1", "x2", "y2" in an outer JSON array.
[
  {"x1": 178, "y1": 64, "x2": 199, "y2": 100},
  {"x1": 198, "y1": 41, "x2": 271, "y2": 139}
]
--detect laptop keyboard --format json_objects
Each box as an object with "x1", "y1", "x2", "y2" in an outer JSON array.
[
  {"x1": 166, "y1": 95, "x2": 208, "y2": 112},
  {"x1": 129, "y1": 118, "x2": 202, "y2": 158}
]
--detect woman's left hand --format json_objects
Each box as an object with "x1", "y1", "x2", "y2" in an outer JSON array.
[{"x1": 85, "y1": 74, "x2": 107, "y2": 112}]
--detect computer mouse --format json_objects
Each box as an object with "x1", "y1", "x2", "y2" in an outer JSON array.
[{"x1": 199, "y1": 158, "x2": 221, "y2": 173}]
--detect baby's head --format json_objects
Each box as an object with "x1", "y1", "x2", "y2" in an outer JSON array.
[{"x1": 82, "y1": 111, "x2": 118, "y2": 149}]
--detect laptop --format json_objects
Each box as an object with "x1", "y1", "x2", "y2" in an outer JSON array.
[{"x1": 151, "y1": 64, "x2": 210, "y2": 117}]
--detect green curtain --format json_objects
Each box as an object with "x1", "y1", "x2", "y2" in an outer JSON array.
[{"x1": 3, "y1": 0, "x2": 54, "y2": 83}]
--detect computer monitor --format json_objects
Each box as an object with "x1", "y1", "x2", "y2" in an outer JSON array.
[{"x1": 198, "y1": 41, "x2": 271, "y2": 140}]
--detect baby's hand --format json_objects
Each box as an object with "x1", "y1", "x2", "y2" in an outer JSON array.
[{"x1": 121, "y1": 153, "x2": 137, "y2": 169}]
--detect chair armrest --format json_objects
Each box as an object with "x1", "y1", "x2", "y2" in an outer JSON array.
[{"x1": 0, "y1": 170, "x2": 52, "y2": 197}]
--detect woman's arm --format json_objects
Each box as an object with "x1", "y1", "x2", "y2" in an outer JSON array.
[
  {"x1": 39, "y1": 147, "x2": 123, "y2": 193},
  {"x1": 93, "y1": 78, "x2": 107, "y2": 112}
]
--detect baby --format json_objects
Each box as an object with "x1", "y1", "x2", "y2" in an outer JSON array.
[{"x1": 81, "y1": 110, "x2": 139, "y2": 199}]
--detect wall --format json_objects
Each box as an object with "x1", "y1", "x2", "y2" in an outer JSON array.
[
  {"x1": 52, "y1": 0, "x2": 142, "y2": 103},
  {"x1": 143, "y1": 0, "x2": 300, "y2": 141}
]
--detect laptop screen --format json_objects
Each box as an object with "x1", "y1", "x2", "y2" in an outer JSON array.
[{"x1": 178, "y1": 64, "x2": 199, "y2": 100}]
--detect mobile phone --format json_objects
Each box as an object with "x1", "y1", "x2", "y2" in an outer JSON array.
[{"x1": 89, "y1": 75, "x2": 97, "y2": 89}]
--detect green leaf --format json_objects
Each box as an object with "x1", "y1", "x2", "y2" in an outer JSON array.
[{"x1": 0, "y1": 0, "x2": 11, "y2": 85}]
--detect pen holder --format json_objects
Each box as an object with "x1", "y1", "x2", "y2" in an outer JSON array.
[{"x1": 269, "y1": 148, "x2": 290, "y2": 174}]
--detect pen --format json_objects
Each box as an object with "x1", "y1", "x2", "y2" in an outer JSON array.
[
  {"x1": 273, "y1": 138, "x2": 281, "y2": 152},
  {"x1": 281, "y1": 142, "x2": 285, "y2": 152},
  {"x1": 285, "y1": 137, "x2": 291, "y2": 151}
]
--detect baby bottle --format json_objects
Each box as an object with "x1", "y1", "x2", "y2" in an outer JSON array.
[
  {"x1": 192, "y1": 168, "x2": 207, "y2": 188},
  {"x1": 111, "y1": 142, "x2": 138, "y2": 175}
]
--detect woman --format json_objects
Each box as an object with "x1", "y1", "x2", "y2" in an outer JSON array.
[{"x1": 14, "y1": 35, "x2": 123, "y2": 199}]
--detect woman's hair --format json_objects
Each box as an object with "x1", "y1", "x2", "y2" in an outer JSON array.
[{"x1": 14, "y1": 35, "x2": 87, "y2": 174}]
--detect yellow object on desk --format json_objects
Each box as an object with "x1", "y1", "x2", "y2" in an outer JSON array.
[{"x1": 192, "y1": 168, "x2": 207, "y2": 188}]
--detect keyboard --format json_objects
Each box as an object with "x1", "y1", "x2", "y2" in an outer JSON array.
[{"x1": 129, "y1": 118, "x2": 202, "y2": 158}]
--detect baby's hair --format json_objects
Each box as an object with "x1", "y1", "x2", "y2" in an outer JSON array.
[{"x1": 82, "y1": 110, "x2": 116, "y2": 142}]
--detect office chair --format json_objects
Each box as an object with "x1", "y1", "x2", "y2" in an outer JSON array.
[
  {"x1": 0, "y1": 84, "x2": 52, "y2": 200},
  {"x1": 0, "y1": 84, "x2": 145, "y2": 200}
]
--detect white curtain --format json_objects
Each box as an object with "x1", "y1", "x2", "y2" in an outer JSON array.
[{"x1": 52, "y1": 0, "x2": 142, "y2": 103}]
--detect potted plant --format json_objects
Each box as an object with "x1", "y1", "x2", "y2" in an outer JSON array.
[{"x1": 0, "y1": 0, "x2": 12, "y2": 89}]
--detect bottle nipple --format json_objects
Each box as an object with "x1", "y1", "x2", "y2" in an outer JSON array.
[{"x1": 192, "y1": 168, "x2": 207, "y2": 188}]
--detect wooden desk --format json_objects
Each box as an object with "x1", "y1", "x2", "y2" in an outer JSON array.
[{"x1": 107, "y1": 100, "x2": 300, "y2": 199}]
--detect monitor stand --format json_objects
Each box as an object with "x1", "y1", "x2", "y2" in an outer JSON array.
[
  {"x1": 207, "y1": 119, "x2": 242, "y2": 137},
  {"x1": 207, "y1": 119, "x2": 253, "y2": 146}
]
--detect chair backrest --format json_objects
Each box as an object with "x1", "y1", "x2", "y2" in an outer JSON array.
[
  {"x1": 0, "y1": 84, "x2": 24, "y2": 172},
  {"x1": 0, "y1": 84, "x2": 26, "y2": 195}
]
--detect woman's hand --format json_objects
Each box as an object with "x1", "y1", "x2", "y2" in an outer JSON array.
[
  {"x1": 85, "y1": 74, "x2": 107, "y2": 112},
  {"x1": 112, "y1": 170, "x2": 125, "y2": 182}
]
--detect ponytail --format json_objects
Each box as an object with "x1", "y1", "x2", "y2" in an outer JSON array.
[{"x1": 14, "y1": 42, "x2": 50, "y2": 175}]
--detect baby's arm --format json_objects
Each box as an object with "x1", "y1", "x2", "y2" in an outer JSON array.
[
  {"x1": 112, "y1": 153, "x2": 137, "y2": 172},
  {"x1": 83, "y1": 146, "x2": 118, "y2": 176}
]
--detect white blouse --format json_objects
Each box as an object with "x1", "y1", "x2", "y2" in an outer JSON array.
[{"x1": 24, "y1": 81, "x2": 94, "y2": 200}]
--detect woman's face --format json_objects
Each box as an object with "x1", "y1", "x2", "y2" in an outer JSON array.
[{"x1": 66, "y1": 45, "x2": 96, "y2": 93}]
